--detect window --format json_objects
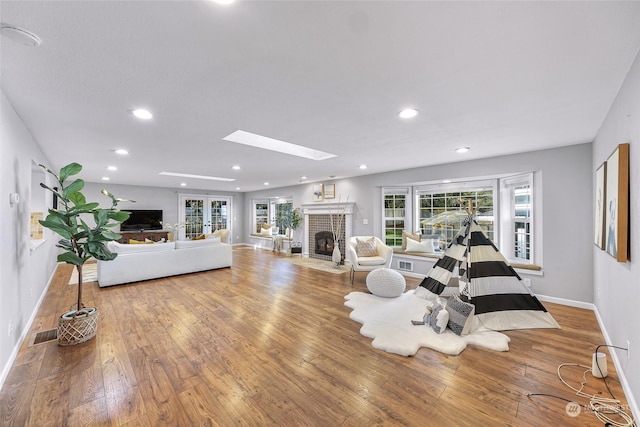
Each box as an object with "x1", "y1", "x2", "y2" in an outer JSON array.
[
  {"x1": 416, "y1": 180, "x2": 496, "y2": 248},
  {"x1": 381, "y1": 173, "x2": 537, "y2": 266},
  {"x1": 253, "y1": 200, "x2": 269, "y2": 233},
  {"x1": 179, "y1": 195, "x2": 233, "y2": 240},
  {"x1": 382, "y1": 188, "x2": 410, "y2": 246},
  {"x1": 252, "y1": 197, "x2": 294, "y2": 235},
  {"x1": 500, "y1": 173, "x2": 534, "y2": 264}
]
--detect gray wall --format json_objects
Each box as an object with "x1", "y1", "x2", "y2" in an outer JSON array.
[
  {"x1": 82, "y1": 182, "x2": 245, "y2": 244},
  {"x1": 593, "y1": 48, "x2": 639, "y2": 417},
  {"x1": 245, "y1": 143, "x2": 594, "y2": 303},
  {"x1": 0, "y1": 91, "x2": 58, "y2": 387}
]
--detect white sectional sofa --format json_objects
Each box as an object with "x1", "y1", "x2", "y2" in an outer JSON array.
[{"x1": 97, "y1": 237, "x2": 232, "y2": 287}]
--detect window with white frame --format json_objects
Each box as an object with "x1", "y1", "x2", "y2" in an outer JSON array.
[
  {"x1": 383, "y1": 188, "x2": 410, "y2": 247},
  {"x1": 381, "y1": 173, "x2": 537, "y2": 266},
  {"x1": 500, "y1": 173, "x2": 534, "y2": 264},
  {"x1": 416, "y1": 180, "x2": 496, "y2": 248},
  {"x1": 252, "y1": 197, "x2": 293, "y2": 235}
]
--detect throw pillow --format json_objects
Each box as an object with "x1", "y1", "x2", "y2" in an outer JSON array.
[
  {"x1": 401, "y1": 230, "x2": 421, "y2": 250},
  {"x1": 129, "y1": 239, "x2": 153, "y2": 244},
  {"x1": 192, "y1": 234, "x2": 206, "y2": 240},
  {"x1": 355, "y1": 237, "x2": 378, "y2": 257},
  {"x1": 405, "y1": 237, "x2": 437, "y2": 253},
  {"x1": 423, "y1": 303, "x2": 449, "y2": 334},
  {"x1": 445, "y1": 295, "x2": 475, "y2": 336},
  {"x1": 260, "y1": 227, "x2": 272, "y2": 236}
]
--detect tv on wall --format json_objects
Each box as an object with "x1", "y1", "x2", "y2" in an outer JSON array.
[{"x1": 120, "y1": 209, "x2": 163, "y2": 231}]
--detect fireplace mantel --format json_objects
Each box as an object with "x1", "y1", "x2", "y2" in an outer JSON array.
[
  {"x1": 301, "y1": 202, "x2": 355, "y2": 257},
  {"x1": 301, "y1": 202, "x2": 356, "y2": 216}
]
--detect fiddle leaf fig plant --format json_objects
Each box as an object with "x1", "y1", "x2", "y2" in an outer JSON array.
[{"x1": 39, "y1": 162, "x2": 134, "y2": 314}]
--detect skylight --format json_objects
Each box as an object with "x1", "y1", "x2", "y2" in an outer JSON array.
[
  {"x1": 159, "y1": 172, "x2": 235, "y2": 182},
  {"x1": 223, "y1": 130, "x2": 337, "y2": 161}
]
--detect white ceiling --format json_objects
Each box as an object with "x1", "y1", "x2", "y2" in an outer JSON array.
[{"x1": 2, "y1": 1, "x2": 640, "y2": 192}]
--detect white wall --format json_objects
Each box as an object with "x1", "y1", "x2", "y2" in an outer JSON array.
[
  {"x1": 245, "y1": 143, "x2": 593, "y2": 303},
  {"x1": 593, "y1": 48, "x2": 639, "y2": 418},
  {"x1": 0, "y1": 91, "x2": 59, "y2": 388}
]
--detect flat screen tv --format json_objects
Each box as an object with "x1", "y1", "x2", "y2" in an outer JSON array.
[{"x1": 120, "y1": 209, "x2": 163, "y2": 231}]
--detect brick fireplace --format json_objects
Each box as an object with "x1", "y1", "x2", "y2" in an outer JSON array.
[{"x1": 301, "y1": 202, "x2": 355, "y2": 261}]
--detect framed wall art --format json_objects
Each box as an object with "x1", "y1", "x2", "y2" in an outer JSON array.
[
  {"x1": 312, "y1": 183, "x2": 324, "y2": 202},
  {"x1": 604, "y1": 143, "x2": 629, "y2": 262},
  {"x1": 594, "y1": 162, "x2": 606, "y2": 249},
  {"x1": 324, "y1": 184, "x2": 335, "y2": 199}
]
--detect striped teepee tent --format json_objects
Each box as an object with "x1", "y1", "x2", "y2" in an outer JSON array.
[{"x1": 419, "y1": 209, "x2": 559, "y2": 332}]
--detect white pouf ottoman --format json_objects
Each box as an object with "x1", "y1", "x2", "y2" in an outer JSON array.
[{"x1": 366, "y1": 268, "x2": 406, "y2": 297}]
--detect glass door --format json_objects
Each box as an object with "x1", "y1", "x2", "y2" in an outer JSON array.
[{"x1": 179, "y1": 195, "x2": 232, "y2": 240}]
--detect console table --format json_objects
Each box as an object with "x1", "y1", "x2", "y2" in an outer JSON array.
[{"x1": 117, "y1": 230, "x2": 168, "y2": 244}]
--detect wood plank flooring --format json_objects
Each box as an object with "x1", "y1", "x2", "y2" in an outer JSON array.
[{"x1": 0, "y1": 246, "x2": 633, "y2": 426}]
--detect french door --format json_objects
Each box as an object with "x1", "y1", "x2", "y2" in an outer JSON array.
[{"x1": 178, "y1": 194, "x2": 232, "y2": 240}]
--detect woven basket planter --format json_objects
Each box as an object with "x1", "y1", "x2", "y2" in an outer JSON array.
[{"x1": 57, "y1": 308, "x2": 98, "y2": 346}]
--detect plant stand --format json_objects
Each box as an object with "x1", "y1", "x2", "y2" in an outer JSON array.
[{"x1": 57, "y1": 308, "x2": 99, "y2": 346}]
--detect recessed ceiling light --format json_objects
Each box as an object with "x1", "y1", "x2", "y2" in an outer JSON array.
[
  {"x1": 264, "y1": 182, "x2": 269, "y2": 186},
  {"x1": 442, "y1": 179, "x2": 452, "y2": 183},
  {"x1": 236, "y1": 187, "x2": 241, "y2": 190},
  {"x1": 180, "y1": 183, "x2": 187, "y2": 187},
  {"x1": 101, "y1": 177, "x2": 110, "y2": 181},
  {"x1": 398, "y1": 108, "x2": 418, "y2": 119},
  {"x1": 300, "y1": 176, "x2": 307, "y2": 180},
  {"x1": 1, "y1": 25, "x2": 41, "y2": 47},
  {"x1": 106, "y1": 166, "x2": 117, "y2": 171},
  {"x1": 455, "y1": 147, "x2": 470, "y2": 153},
  {"x1": 158, "y1": 172, "x2": 235, "y2": 182},
  {"x1": 223, "y1": 130, "x2": 337, "y2": 161},
  {"x1": 132, "y1": 109, "x2": 153, "y2": 120},
  {"x1": 212, "y1": 0, "x2": 235, "y2": 4},
  {"x1": 359, "y1": 164, "x2": 368, "y2": 170},
  {"x1": 232, "y1": 165, "x2": 241, "y2": 170},
  {"x1": 115, "y1": 149, "x2": 129, "y2": 155}
]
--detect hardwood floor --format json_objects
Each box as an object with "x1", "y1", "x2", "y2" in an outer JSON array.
[{"x1": 0, "y1": 246, "x2": 633, "y2": 426}]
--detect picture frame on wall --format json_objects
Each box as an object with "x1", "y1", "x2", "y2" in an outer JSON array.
[
  {"x1": 324, "y1": 184, "x2": 335, "y2": 199},
  {"x1": 594, "y1": 162, "x2": 606, "y2": 249},
  {"x1": 604, "y1": 143, "x2": 630, "y2": 262},
  {"x1": 312, "y1": 183, "x2": 324, "y2": 202}
]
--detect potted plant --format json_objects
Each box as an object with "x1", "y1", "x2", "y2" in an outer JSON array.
[
  {"x1": 39, "y1": 162, "x2": 133, "y2": 346},
  {"x1": 276, "y1": 205, "x2": 303, "y2": 255}
]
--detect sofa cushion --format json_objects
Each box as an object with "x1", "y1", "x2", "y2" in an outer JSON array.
[
  {"x1": 357, "y1": 255, "x2": 387, "y2": 266},
  {"x1": 175, "y1": 239, "x2": 220, "y2": 249},
  {"x1": 129, "y1": 239, "x2": 153, "y2": 245},
  {"x1": 110, "y1": 241, "x2": 175, "y2": 254}
]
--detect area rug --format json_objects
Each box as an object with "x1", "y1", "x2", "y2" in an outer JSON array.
[
  {"x1": 280, "y1": 256, "x2": 348, "y2": 275},
  {"x1": 68, "y1": 263, "x2": 98, "y2": 285},
  {"x1": 344, "y1": 291, "x2": 511, "y2": 356}
]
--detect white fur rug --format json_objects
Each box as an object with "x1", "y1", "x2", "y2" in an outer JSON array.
[{"x1": 344, "y1": 291, "x2": 511, "y2": 356}]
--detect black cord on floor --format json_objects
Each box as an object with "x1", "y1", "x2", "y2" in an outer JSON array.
[{"x1": 594, "y1": 344, "x2": 628, "y2": 400}]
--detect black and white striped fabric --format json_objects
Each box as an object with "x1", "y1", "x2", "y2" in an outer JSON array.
[{"x1": 420, "y1": 220, "x2": 559, "y2": 331}]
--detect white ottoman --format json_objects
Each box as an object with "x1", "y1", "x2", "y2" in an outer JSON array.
[{"x1": 366, "y1": 268, "x2": 406, "y2": 297}]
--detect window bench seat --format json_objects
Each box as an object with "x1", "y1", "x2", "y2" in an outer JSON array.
[
  {"x1": 391, "y1": 248, "x2": 542, "y2": 276},
  {"x1": 249, "y1": 234, "x2": 292, "y2": 251}
]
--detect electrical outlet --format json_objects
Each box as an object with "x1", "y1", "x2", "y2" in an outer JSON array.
[
  {"x1": 627, "y1": 340, "x2": 631, "y2": 360},
  {"x1": 8, "y1": 319, "x2": 15, "y2": 337}
]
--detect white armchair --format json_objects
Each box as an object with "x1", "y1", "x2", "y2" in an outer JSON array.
[{"x1": 346, "y1": 236, "x2": 393, "y2": 284}]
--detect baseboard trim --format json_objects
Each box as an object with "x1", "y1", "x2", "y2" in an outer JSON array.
[
  {"x1": 592, "y1": 306, "x2": 639, "y2": 423},
  {"x1": 0, "y1": 263, "x2": 59, "y2": 390},
  {"x1": 536, "y1": 294, "x2": 594, "y2": 310}
]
